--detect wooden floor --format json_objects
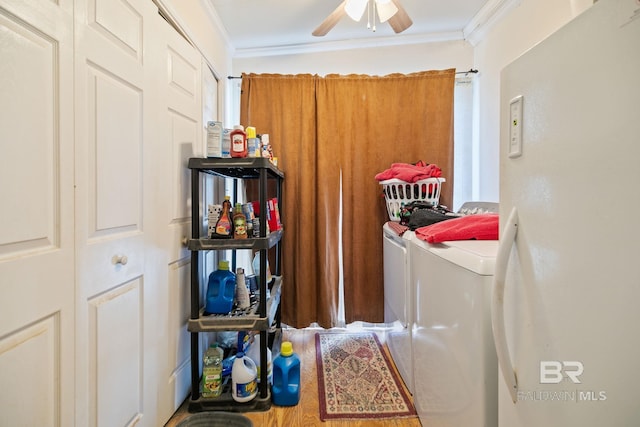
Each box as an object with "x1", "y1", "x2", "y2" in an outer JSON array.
[{"x1": 165, "y1": 327, "x2": 422, "y2": 427}]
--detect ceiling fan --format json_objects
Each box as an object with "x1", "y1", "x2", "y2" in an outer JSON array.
[{"x1": 312, "y1": 0, "x2": 413, "y2": 37}]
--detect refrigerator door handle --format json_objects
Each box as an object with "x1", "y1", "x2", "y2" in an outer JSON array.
[{"x1": 491, "y1": 206, "x2": 519, "y2": 403}]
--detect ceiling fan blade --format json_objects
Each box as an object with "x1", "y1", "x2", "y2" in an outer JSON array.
[
  {"x1": 312, "y1": 0, "x2": 347, "y2": 36},
  {"x1": 387, "y1": 0, "x2": 413, "y2": 34}
]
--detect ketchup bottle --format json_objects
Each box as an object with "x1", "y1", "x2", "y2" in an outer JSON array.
[{"x1": 230, "y1": 125, "x2": 247, "y2": 158}]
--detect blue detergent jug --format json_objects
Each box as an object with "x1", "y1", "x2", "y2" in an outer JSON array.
[
  {"x1": 205, "y1": 260, "x2": 236, "y2": 314},
  {"x1": 271, "y1": 341, "x2": 301, "y2": 406}
]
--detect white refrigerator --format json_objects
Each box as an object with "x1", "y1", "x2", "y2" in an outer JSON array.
[{"x1": 494, "y1": 0, "x2": 640, "y2": 426}]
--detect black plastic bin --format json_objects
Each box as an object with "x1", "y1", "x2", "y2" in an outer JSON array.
[{"x1": 176, "y1": 412, "x2": 253, "y2": 427}]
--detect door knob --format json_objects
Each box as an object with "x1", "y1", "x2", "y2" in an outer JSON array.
[{"x1": 112, "y1": 255, "x2": 128, "y2": 265}]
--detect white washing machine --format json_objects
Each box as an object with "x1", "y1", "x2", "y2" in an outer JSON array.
[
  {"x1": 382, "y1": 222, "x2": 414, "y2": 394},
  {"x1": 410, "y1": 238, "x2": 498, "y2": 427}
]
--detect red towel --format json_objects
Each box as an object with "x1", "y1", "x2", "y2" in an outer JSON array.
[
  {"x1": 415, "y1": 214, "x2": 499, "y2": 243},
  {"x1": 375, "y1": 162, "x2": 442, "y2": 182}
]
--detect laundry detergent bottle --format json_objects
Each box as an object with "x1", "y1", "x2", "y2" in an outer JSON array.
[
  {"x1": 271, "y1": 341, "x2": 301, "y2": 406},
  {"x1": 204, "y1": 260, "x2": 236, "y2": 314}
]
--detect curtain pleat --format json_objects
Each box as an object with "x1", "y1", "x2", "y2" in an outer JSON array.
[
  {"x1": 240, "y1": 73, "x2": 339, "y2": 328},
  {"x1": 241, "y1": 69, "x2": 455, "y2": 327}
]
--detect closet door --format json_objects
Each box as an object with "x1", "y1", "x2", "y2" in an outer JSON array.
[
  {"x1": 0, "y1": 1, "x2": 75, "y2": 426},
  {"x1": 73, "y1": 0, "x2": 162, "y2": 426},
  {"x1": 156, "y1": 19, "x2": 204, "y2": 414}
]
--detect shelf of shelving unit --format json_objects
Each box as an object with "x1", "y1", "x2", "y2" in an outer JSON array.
[
  {"x1": 188, "y1": 157, "x2": 284, "y2": 180},
  {"x1": 187, "y1": 229, "x2": 283, "y2": 251},
  {"x1": 187, "y1": 156, "x2": 284, "y2": 413},
  {"x1": 187, "y1": 276, "x2": 282, "y2": 332}
]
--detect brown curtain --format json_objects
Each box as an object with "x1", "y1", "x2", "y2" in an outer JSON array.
[{"x1": 241, "y1": 69, "x2": 455, "y2": 327}]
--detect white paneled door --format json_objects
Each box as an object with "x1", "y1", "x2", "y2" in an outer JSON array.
[
  {"x1": 1, "y1": 0, "x2": 214, "y2": 424},
  {"x1": 160, "y1": 21, "x2": 204, "y2": 415},
  {"x1": 0, "y1": 1, "x2": 75, "y2": 426},
  {"x1": 74, "y1": 0, "x2": 163, "y2": 426}
]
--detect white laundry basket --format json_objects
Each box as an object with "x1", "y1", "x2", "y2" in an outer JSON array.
[{"x1": 380, "y1": 178, "x2": 445, "y2": 222}]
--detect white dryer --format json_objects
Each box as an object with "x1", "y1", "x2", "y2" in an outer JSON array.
[
  {"x1": 410, "y1": 238, "x2": 498, "y2": 427},
  {"x1": 382, "y1": 222, "x2": 414, "y2": 394}
]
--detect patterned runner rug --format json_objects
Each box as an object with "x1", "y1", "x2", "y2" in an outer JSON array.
[{"x1": 315, "y1": 332, "x2": 416, "y2": 421}]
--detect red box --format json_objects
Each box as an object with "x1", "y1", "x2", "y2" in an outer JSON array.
[{"x1": 268, "y1": 198, "x2": 282, "y2": 231}]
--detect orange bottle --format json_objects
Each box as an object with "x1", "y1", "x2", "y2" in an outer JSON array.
[{"x1": 214, "y1": 196, "x2": 232, "y2": 238}]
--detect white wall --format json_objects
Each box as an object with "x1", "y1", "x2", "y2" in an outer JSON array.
[
  {"x1": 233, "y1": 39, "x2": 474, "y2": 76},
  {"x1": 472, "y1": 0, "x2": 593, "y2": 202}
]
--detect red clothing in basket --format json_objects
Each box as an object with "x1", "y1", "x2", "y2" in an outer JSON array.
[{"x1": 375, "y1": 161, "x2": 442, "y2": 183}]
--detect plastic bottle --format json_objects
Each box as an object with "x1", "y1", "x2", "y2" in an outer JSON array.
[
  {"x1": 231, "y1": 352, "x2": 258, "y2": 402},
  {"x1": 232, "y1": 203, "x2": 248, "y2": 239},
  {"x1": 201, "y1": 342, "x2": 224, "y2": 398},
  {"x1": 230, "y1": 125, "x2": 247, "y2": 158},
  {"x1": 272, "y1": 341, "x2": 301, "y2": 406},
  {"x1": 246, "y1": 333, "x2": 272, "y2": 385},
  {"x1": 214, "y1": 196, "x2": 233, "y2": 238},
  {"x1": 255, "y1": 134, "x2": 264, "y2": 158},
  {"x1": 246, "y1": 126, "x2": 259, "y2": 157},
  {"x1": 204, "y1": 260, "x2": 236, "y2": 314},
  {"x1": 260, "y1": 134, "x2": 271, "y2": 158},
  {"x1": 235, "y1": 267, "x2": 251, "y2": 310}
]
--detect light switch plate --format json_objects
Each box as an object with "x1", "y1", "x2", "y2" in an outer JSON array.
[{"x1": 509, "y1": 95, "x2": 523, "y2": 158}]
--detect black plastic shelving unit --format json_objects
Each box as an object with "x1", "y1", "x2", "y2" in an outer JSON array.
[{"x1": 187, "y1": 157, "x2": 283, "y2": 413}]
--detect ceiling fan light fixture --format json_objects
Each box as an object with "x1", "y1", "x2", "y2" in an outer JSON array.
[
  {"x1": 312, "y1": 0, "x2": 412, "y2": 37},
  {"x1": 376, "y1": 0, "x2": 398, "y2": 23},
  {"x1": 345, "y1": 0, "x2": 368, "y2": 21}
]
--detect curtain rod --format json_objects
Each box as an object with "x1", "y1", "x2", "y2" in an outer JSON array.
[{"x1": 226, "y1": 69, "x2": 479, "y2": 79}]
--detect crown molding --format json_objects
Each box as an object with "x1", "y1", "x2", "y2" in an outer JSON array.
[
  {"x1": 233, "y1": 31, "x2": 466, "y2": 59},
  {"x1": 463, "y1": 0, "x2": 522, "y2": 46},
  {"x1": 199, "y1": 0, "x2": 234, "y2": 53}
]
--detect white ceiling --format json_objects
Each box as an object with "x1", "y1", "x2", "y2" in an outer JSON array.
[{"x1": 207, "y1": 0, "x2": 492, "y2": 56}]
